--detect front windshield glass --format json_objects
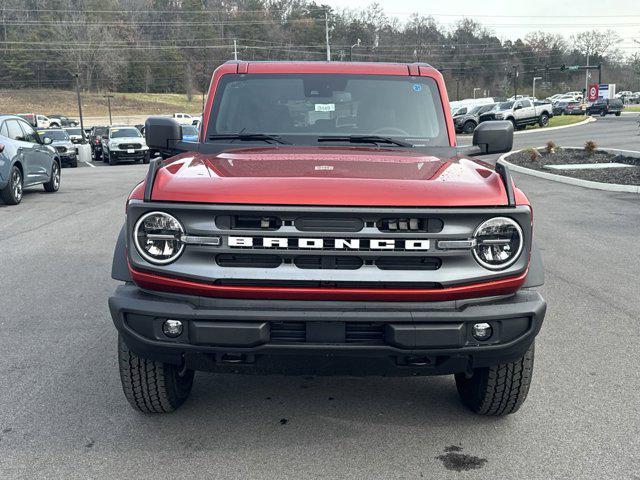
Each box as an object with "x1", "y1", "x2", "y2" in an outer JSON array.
[
  {"x1": 39, "y1": 130, "x2": 68, "y2": 141},
  {"x1": 498, "y1": 102, "x2": 514, "y2": 110},
  {"x1": 94, "y1": 127, "x2": 108, "y2": 136},
  {"x1": 208, "y1": 74, "x2": 449, "y2": 146},
  {"x1": 110, "y1": 128, "x2": 141, "y2": 139}
]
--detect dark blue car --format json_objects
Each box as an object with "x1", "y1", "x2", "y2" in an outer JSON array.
[{"x1": 0, "y1": 114, "x2": 61, "y2": 205}]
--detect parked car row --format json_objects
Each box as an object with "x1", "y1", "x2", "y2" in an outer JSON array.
[{"x1": 453, "y1": 98, "x2": 553, "y2": 133}]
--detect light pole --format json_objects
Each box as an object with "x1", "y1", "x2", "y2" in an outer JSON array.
[
  {"x1": 473, "y1": 87, "x2": 481, "y2": 99},
  {"x1": 350, "y1": 39, "x2": 361, "y2": 61},
  {"x1": 532, "y1": 77, "x2": 542, "y2": 100},
  {"x1": 104, "y1": 95, "x2": 114, "y2": 125},
  {"x1": 74, "y1": 73, "x2": 85, "y2": 142}
]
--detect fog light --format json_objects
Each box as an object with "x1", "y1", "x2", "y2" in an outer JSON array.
[
  {"x1": 472, "y1": 322, "x2": 492, "y2": 341},
  {"x1": 162, "y1": 319, "x2": 183, "y2": 338}
]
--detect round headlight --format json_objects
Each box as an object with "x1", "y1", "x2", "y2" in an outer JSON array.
[
  {"x1": 133, "y1": 211, "x2": 184, "y2": 265},
  {"x1": 472, "y1": 217, "x2": 523, "y2": 270}
]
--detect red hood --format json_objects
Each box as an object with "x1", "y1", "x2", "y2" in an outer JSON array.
[{"x1": 149, "y1": 146, "x2": 510, "y2": 207}]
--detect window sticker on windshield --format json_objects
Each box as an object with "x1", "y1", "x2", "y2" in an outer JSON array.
[
  {"x1": 111, "y1": 129, "x2": 119, "y2": 133},
  {"x1": 412, "y1": 84, "x2": 422, "y2": 92},
  {"x1": 314, "y1": 103, "x2": 335, "y2": 112}
]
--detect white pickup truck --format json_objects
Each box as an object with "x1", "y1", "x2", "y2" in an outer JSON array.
[{"x1": 479, "y1": 98, "x2": 553, "y2": 130}]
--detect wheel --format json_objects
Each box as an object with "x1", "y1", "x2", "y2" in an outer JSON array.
[
  {"x1": 43, "y1": 161, "x2": 61, "y2": 192},
  {"x1": 515, "y1": 124, "x2": 526, "y2": 131},
  {"x1": 50, "y1": 123, "x2": 60, "y2": 128},
  {"x1": 455, "y1": 342, "x2": 534, "y2": 416},
  {"x1": 600, "y1": 111, "x2": 606, "y2": 117},
  {"x1": 1, "y1": 165, "x2": 23, "y2": 205},
  {"x1": 108, "y1": 151, "x2": 117, "y2": 165},
  {"x1": 462, "y1": 121, "x2": 476, "y2": 134},
  {"x1": 509, "y1": 118, "x2": 517, "y2": 130},
  {"x1": 118, "y1": 335, "x2": 194, "y2": 413},
  {"x1": 538, "y1": 113, "x2": 549, "y2": 127},
  {"x1": 70, "y1": 158, "x2": 78, "y2": 168},
  {"x1": 615, "y1": 112, "x2": 621, "y2": 117},
  {"x1": 143, "y1": 152, "x2": 150, "y2": 164}
]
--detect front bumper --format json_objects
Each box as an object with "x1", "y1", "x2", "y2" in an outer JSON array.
[{"x1": 109, "y1": 284, "x2": 546, "y2": 376}]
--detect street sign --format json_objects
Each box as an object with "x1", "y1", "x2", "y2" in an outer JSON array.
[{"x1": 588, "y1": 84, "x2": 599, "y2": 102}]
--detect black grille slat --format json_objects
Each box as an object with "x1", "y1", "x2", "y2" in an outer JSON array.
[
  {"x1": 216, "y1": 254, "x2": 281, "y2": 268},
  {"x1": 376, "y1": 257, "x2": 441, "y2": 271},
  {"x1": 294, "y1": 256, "x2": 363, "y2": 270},
  {"x1": 118, "y1": 143, "x2": 142, "y2": 149}
]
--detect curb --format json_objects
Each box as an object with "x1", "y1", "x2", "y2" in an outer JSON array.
[
  {"x1": 499, "y1": 148, "x2": 640, "y2": 194},
  {"x1": 513, "y1": 116, "x2": 596, "y2": 135}
]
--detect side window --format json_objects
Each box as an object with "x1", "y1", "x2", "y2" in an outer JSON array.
[
  {"x1": 0, "y1": 121, "x2": 8, "y2": 138},
  {"x1": 6, "y1": 120, "x2": 25, "y2": 141},
  {"x1": 521, "y1": 100, "x2": 532, "y2": 108},
  {"x1": 18, "y1": 121, "x2": 39, "y2": 143}
]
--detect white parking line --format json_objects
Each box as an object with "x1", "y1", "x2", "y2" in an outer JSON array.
[{"x1": 83, "y1": 161, "x2": 96, "y2": 168}]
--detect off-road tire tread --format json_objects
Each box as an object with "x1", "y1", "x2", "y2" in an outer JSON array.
[
  {"x1": 455, "y1": 342, "x2": 534, "y2": 416},
  {"x1": 118, "y1": 336, "x2": 193, "y2": 413}
]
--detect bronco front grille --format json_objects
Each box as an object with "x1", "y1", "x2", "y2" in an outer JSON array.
[
  {"x1": 55, "y1": 146, "x2": 67, "y2": 153},
  {"x1": 127, "y1": 202, "x2": 533, "y2": 289}
]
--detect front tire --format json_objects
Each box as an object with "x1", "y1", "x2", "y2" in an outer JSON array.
[
  {"x1": 108, "y1": 151, "x2": 117, "y2": 165},
  {"x1": 455, "y1": 342, "x2": 535, "y2": 416},
  {"x1": 43, "y1": 161, "x2": 61, "y2": 192},
  {"x1": 538, "y1": 113, "x2": 549, "y2": 127},
  {"x1": 462, "y1": 121, "x2": 477, "y2": 134},
  {"x1": 118, "y1": 335, "x2": 194, "y2": 413},
  {"x1": 1, "y1": 165, "x2": 23, "y2": 205}
]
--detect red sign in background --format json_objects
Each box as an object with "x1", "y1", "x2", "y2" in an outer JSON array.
[{"x1": 588, "y1": 84, "x2": 599, "y2": 102}]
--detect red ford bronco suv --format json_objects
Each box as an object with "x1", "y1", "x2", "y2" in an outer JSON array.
[{"x1": 109, "y1": 61, "x2": 546, "y2": 415}]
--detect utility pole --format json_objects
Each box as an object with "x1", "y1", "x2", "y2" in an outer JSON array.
[
  {"x1": 325, "y1": 12, "x2": 331, "y2": 61},
  {"x1": 532, "y1": 77, "x2": 542, "y2": 100},
  {"x1": 473, "y1": 87, "x2": 481, "y2": 99},
  {"x1": 74, "y1": 73, "x2": 85, "y2": 142},
  {"x1": 104, "y1": 95, "x2": 114, "y2": 125},
  {"x1": 233, "y1": 39, "x2": 238, "y2": 61},
  {"x1": 584, "y1": 51, "x2": 590, "y2": 101},
  {"x1": 512, "y1": 65, "x2": 518, "y2": 98}
]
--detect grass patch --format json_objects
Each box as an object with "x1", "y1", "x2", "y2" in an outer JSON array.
[
  {"x1": 0, "y1": 89, "x2": 204, "y2": 117},
  {"x1": 624, "y1": 105, "x2": 640, "y2": 112},
  {"x1": 524, "y1": 115, "x2": 588, "y2": 131}
]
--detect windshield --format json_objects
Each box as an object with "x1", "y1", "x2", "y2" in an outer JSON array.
[
  {"x1": 39, "y1": 130, "x2": 68, "y2": 141},
  {"x1": 498, "y1": 102, "x2": 514, "y2": 110},
  {"x1": 94, "y1": 127, "x2": 108, "y2": 136},
  {"x1": 110, "y1": 128, "x2": 141, "y2": 139},
  {"x1": 208, "y1": 74, "x2": 449, "y2": 146},
  {"x1": 65, "y1": 128, "x2": 82, "y2": 135}
]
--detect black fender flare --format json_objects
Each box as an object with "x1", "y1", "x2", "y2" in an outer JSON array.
[
  {"x1": 523, "y1": 240, "x2": 544, "y2": 288},
  {"x1": 111, "y1": 224, "x2": 132, "y2": 282}
]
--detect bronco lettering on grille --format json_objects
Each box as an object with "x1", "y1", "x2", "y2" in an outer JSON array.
[{"x1": 228, "y1": 236, "x2": 430, "y2": 251}]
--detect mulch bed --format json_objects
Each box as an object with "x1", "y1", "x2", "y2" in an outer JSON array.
[{"x1": 507, "y1": 148, "x2": 640, "y2": 185}]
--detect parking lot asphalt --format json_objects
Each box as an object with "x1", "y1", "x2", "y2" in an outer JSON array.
[{"x1": 1, "y1": 117, "x2": 639, "y2": 479}]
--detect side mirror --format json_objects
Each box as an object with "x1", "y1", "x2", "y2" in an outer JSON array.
[
  {"x1": 43, "y1": 137, "x2": 52, "y2": 145},
  {"x1": 145, "y1": 116, "x2": 182, "y2": 153},
  {"x1": 472, "y1": 121, "x2": 513, "y2": 155}
]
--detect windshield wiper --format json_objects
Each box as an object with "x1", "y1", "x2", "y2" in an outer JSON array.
[
  {"x1": 317, "y1": 135, "x2": 413, "y2": 148},
  {"x1": 208, "y1": 133, "x2": 290, "y2": 145}
]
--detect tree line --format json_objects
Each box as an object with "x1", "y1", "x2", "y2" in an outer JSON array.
[{"x1": 1, "y1": 0, "x2": 639, "y2": 99}]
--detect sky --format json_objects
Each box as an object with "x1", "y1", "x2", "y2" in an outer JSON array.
[{"x1": 322, "y1": 0, "x2": 640, "y2": 54}]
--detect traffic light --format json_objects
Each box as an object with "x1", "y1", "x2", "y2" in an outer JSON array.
[{"x1": 560, "y1": 64, "x2": 566, "y2": 71}]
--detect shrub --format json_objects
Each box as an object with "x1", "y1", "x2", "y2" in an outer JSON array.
[
  {"x1": 584, "y1": 140, "x2": 597, "y2": 155},
  {"x1": 545, "y1": 141, "x2": 556, "y2": 154},
  {"x1": 524, "y1": 147, "x2": 539, "y2": 162}
]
